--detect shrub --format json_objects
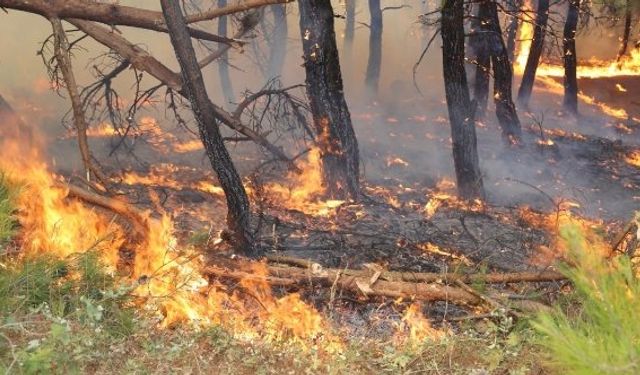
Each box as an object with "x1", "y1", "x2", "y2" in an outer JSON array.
[{"x1": 533, "y1": 223, "x2": 640, "y2": 374}]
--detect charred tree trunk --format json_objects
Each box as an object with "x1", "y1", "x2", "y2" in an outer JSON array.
[
  {"x1": 267, "y1": 4, "x2": 288, "y2": 78},
  {"x1": 344, "y1": 0, "x2": 356, "y2": 47},
  {"x1": 298, "y1": 0, "x2": 360, "y2": 200},
  {"x1": 365, "y1": 0, "x2": 382, "y2": 95},
  {"x1": 441, "y1": 0, "x2": 485, "y2": 200},
  {"x1": 218, "y1": 0, "x2": 235, "y2": 105},
  {"x1": 470, "y1": 4, "x2": 490, "y2": 119},
  {"x1": 505, "y1": 0, "x2": 522, "y2": 62},
  {"x1": 481, "y1": 0, "x2": 522, "y2": 141},
  {"x1": 616, "y1": 0, "x2": 632, "y2": 62},
  {"x1": 517, "y1": 0, "x2": 549, "y2": 109},
  {"x1": 51, "y1": 18, "x2": 108, "y2": 184},
  {"x1": 563, "y1": 0, "x2": 580, "y2": 115},
  {"x1": 160, "y1": 0, "x2": 258, "y2": 257}
]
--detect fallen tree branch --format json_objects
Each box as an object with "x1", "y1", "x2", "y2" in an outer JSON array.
[
  {"x1": 68, "y1": 18, "x2": 298, "y2": 170},
  {"x1": 206, "y1": 264, "x2": 484, "y2": 305},
  {"x1": 0, "y1": 0, "x2": 249, "y2": 44},
  {"x1": 265, "y1": 255, "x2": 566, "y2": 284},
  {"x1": 62, "y1": 183, "x2": 149, "y2": 240}
]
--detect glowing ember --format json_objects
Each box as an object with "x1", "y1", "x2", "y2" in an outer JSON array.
[
  {"x1": 616, "y1": 83, "x2": 628, "y2": 92},
  {"x1": 625, "y1": 151, "x2": 640, "y2": 168},
  {"x1": 120, "y1": 164, "x2": 224, "y2": 196},
  {"x1": 386, "y1": 156, "x2": 410, "y2": 167}
]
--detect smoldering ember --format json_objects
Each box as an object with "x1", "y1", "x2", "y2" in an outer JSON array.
[{"x1": 0, "y1": 0, "x2": 639, "y2": 373}]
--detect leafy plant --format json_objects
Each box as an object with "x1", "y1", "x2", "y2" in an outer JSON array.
[
  {"x1": 0, "y1": 174, "x2": 17, "y2": 246},
  {"x1": 533, "y1": 223, "x2": 640, "y2": 374}
]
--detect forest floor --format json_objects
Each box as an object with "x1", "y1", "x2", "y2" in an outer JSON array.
[{"x1": 2, "y1": 73, "x2": 639, "y2": 373}]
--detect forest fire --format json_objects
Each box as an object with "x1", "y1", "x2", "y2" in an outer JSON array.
[{"x1": 0, "y1": 0, "x2": 639, "y2": 372}]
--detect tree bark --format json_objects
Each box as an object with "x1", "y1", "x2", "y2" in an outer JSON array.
[
  {"x1": 217, "y1": 0, "x2": 235, "y2": 106},
  {"x1": 51, "y1": 18, "x2": 108, "y2": 184},
  {"x1": 517, "y1": 0, "x2": 550, "y2": 109},
  {"x1": 365, "y1": 0, "x2": 382, "y2": 95},
  {"x1": 481, "y1": 0, "x2": 521, "y2": 141},
  {"x1": 267, "y1": 4, "x2": 288, "y2": 78},
  {"x1": 616, "y1": 0, "x2": 632, "y2": 62},
  {"x1": 298, "y1": 0, "x2": 360, "y2": 200},
  {"x1": 469, "y1": 3, "x2": 490, "y2": 119},
  {"x1": 505, "y1": 0, "x2": 522, "y2": 63},
  {"x1": 344, "y1": 0, "x2": 356, "y2": 47},
  {"x1": 563, "y1": 0, "x2": 580, "y2": 115},
  {"x1": 441, "y1": 0, "x2": 485, "y2": 200},
  {"x1": 160, "y1": 0, "x2": 258, "y2": 257}
]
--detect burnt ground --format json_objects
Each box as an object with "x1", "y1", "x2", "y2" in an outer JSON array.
[{"x1": 44, "y1": 74, "x2": 640, "y2": 328}]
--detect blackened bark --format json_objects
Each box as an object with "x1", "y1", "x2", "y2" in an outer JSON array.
[
  {"x1": 563, "y1": 0, "x2": 580, "y2": 115},
  {"x1": 481, "y1": 0, "x2": 521, "y2": 140},
  {"x1": 267, "y1": 4, "x2": 288, "y2": 77},
  {"x1": 441, "y1": 0, "x2": 485, "y2": 200},
  {"x1": 517, "y1": 0, "x2": 549, "y2": 108},
  {"x1": 218, "y1": 0, "x2": 235, "y2": 105},
  {"x1": 160, "y1": 0, "x2": 258, "y2": 257},
  {"x1": 298, "y1": 0, "x2": 360, "y2": 200},
  {"x1": 344, "y1": 0, "x2": 356, "y2": 47},
  {"x1": 469, "y1": 4, "x2": 490, "y2": 118},
  {"x1": 365, "y1": 0, "x2": 382, "y2": 94},
  {"x1": 616, "y1": 0, "x2": 632, "y2": 62},
  {"x1": 505, "y1": 0, "x2": 522, "y2": 62}
]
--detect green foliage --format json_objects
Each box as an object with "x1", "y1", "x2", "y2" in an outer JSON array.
[
  {"x1": 0, "y1": 174, "x2": 17, "y2": 246},
  {"x1": 0, "y1": 252, "x2": 134, "y2": 336},
  {"x1": 533, "y1": 223, "x2": 640, "y2": 374}
]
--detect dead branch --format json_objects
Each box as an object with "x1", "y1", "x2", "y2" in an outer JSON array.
[
  {"x1": 50, "y1": 17, "x2": 109, "y2": 185},
  {"x1": 198, "y1": 11, "x2": 260, "y2": 69},
  {"x1": 266, "y1": 255, "x2": 566, "y2": 284},
  {"x1": 62, "y1": 183, "x2": 148, "y2": 240},
  {"x1": 187, "y1": 0, "x2": 292, "y2": 24},
  {"x1": 68, "y1": 19, "x2": 297, "y2": 170},
  {"x1": 206, "y1": 264, "x2": 484, "y2": 305},
  {"x1": 0, "y1": 0, "x2": 247, "y2": 45}
]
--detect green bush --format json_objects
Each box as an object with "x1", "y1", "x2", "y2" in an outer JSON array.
[
  {"x1": 0, "y1": 252, "x2": 134, "y2": 336},
  {"x1": 533, "y1": 223, "x2": 640, "y2": 374},
  {"x1": 0, "y1": 174, "x2": 17, "y2": 246}
]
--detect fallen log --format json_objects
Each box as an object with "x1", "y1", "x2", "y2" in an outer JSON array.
[
  {"x1": 205, "y1": 264, "x2": 484, "y2": 305},
  {"x1": 0, "y1": 0, "x2": 273, "y2": 44},
  {"x1": 265, "y1": 255, "x2": 566, "y2": 284},
  {"x1": 63, "y1": 183, "x2": 149, "y2": 240}
]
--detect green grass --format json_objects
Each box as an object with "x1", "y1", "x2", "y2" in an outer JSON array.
[
  {"x1": 0, "y1": 174, "x2": 17, "y2": 247},
  {"x1": 533, "y1": 223, "x2": 640, "y2": 375}
]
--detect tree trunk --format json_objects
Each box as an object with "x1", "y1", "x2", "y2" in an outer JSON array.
[
  {"x1": 365, "y1": 0, "x2": 382, "y2": 95},
  {"x1": 517, "y1": 0, "x2": 550, "y2": 109},
  {"x1": 160, "y1": 0, "x2": 259, "y2": 257},
  {"x1": 441, "y1": 0, "x2": 485, "y2": 200},
  {"x1": 616, "y1": 0, "x2": 632, "y2": 62},
  {"x1": 267, "y1": 4, "x2": 288, "y2": 78},
  {"x1": 298, "y1": 0, "x2": 360, "y2": 200},
  {"x1": 217, "y1": 0, "x2": 235, "y2": 106},
  {"x1": 481, "y1": 0, "x2": 522, "y2": 141},
  {"x1": 51, "y1": 18, "x2": 108, "y2": 184},
  {"x1": 563, "y1": 0, "x2": 580, "y2": 115},
  {"x1": 469, "y1": 3, "x2": 490, "y2": 119},
  {"x1": 344, "y1": 0, "x2": 356, "y2": 47},
  {"x1": 505, "y1": 0, "x2": 522, "y2": 62}
]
